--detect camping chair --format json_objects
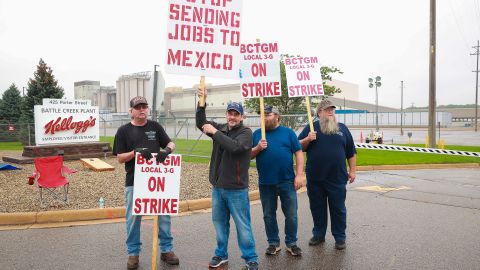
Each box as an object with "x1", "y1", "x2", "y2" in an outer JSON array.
[{"x1": 30, "y1": 156, "x2": 76, "y2": 208}]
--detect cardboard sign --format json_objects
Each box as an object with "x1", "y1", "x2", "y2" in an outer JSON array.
[
  {"x1": 284, "y1": 56, "x2": 324, "y2": 97},
  {"x1": 166, "y1": 0, "x2": 243, "y2": 79},
  {"x1": 239, "y1": 42, "x2": 281, "y2": 98},
  {"x1": 34, "y1": 99, "x2": 99, "y2": 145},
  {"x1": 133, "y1": 153, "x2": 182, "y2": 216}
]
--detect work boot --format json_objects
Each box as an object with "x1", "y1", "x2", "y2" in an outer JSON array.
[
  {"x1": 161, "y1": 251, "x2": 180, "y2": 265},
  {"x1": 127, "y1": 255, "x2": 139, "y2": 270},
  {"x1": 309, "y1": 236, "x2": 325, "y2": 246},
  {"x1": 265, "y1": 245, "x2": 281, "y2": 255},
  {"x1": 335, "y1": 240, "x2": 346, "y2": 250}
]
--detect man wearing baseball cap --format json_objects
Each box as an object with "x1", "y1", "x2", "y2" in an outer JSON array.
[
  {"x1": 251, "y1": 104, "x2": 305, "y2": 257},
  {"x1": 113, "y1": 96, "x2": 179, "y2": 269},
  {"x1": 195, "y1": 88, "x2": 259, "y2": 270},
  {"x1": 298, "y1": 99, "x2": 357, "y2": 250}
]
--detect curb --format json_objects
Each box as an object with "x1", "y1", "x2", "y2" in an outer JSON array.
[
  {"x1": 1, "y1": 163, "x2": 478, "y2": 227},
  {"x1": 0, "y1": 190, "x2": 260, "y2": 227}
]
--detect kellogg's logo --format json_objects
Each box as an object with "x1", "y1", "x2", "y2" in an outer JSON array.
[{"x1": 44, "y1": 116, "x2": 96, "y2": 135}]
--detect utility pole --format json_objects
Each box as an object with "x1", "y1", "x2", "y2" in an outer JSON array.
[
  {"x1": 400, "y1": 81, "x2": 404, "y2": 136},
  {"x1": 152, "y1": 65, "x2": 160, "y2": 121},
  {"x1": 428, "y1": 0, "x2": 436, "y2": 148},
  {"x1": 471, "y1": 40, "x2": 480, "y2": 132}
]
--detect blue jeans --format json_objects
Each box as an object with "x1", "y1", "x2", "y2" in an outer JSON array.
[
  {"x1": 212, "y1": 188, "x2": 258, "y2": 263},
  {"x1": 306, "y1": 180, "x2": 347, "y2": 241},
  {"x1": 259, "y1": 181, "x2": 298, "y2": 247},
  {"x1": 124, "y1": 186, "x2": 173, "y2": 256}
]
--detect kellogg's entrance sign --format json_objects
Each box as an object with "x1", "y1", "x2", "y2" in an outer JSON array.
[
  {"x1": 166, "y1": 0, "x2": 242, "y2": 79},
  {"x1": 239, "y1": 42, "x2": 281, "y2": 98},
  {"x1": 133, "y1": 153, "x2": 182, "y2": 215},
  {"x1": 34, "y1": 99, "x2": 99, "y2": 145},
  {"x1": 284, "y1": 56, "x2": 324, "y2": 98}
]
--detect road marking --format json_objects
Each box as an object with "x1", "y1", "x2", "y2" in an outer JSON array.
[{"x1": 355, "y1": 185, "x2": 411, "y2": 193}]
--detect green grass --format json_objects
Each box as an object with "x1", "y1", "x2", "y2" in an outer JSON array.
[
  {"x1": 0, "y1": 142, "x2": 23, "y2": 150},
  {"x1": 356, "y1": 148, "x2": 479, "y2": 166},
  {"x1": 2, "y1": 138, "x2": 479, "y2": 165}
]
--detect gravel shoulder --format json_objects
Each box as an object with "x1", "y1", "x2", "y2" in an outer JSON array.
[{"x1": 0, "y1": 151, "x2": 259, "y2": 213}]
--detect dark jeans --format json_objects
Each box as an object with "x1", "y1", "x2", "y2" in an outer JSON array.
[
  {"x1": 306, "y1": 180, "x2": 347, "y2": 241},
  {"x1": 259, "y1": 181, "x2": 298, "y2": 247}
]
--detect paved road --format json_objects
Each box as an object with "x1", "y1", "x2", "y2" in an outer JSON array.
[{"x1": 1, "y1": 168, "x2": 479, "y2": 270}]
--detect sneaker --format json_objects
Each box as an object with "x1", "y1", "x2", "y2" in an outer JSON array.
[
  {"x1": 127, "y1": 255, "x2": 139, "y2": 270},
  {"x1": 335, "y1": 240, "x2": 346, "y2": 250},
  {"x1": 265, "y1": 245, "x2": 281, "y2": 255},
  {"x1": 308, "y1": 236, "x2": 325, "y2": 246},
  {"x1": 160, "y1": 252, "x2": 179, "y2": 265},
  {"x1": 244, "y1": 261, "x2": 259, "y2": 270},
  {"x1": 208, "y1": 256, "x2": 228, "y2": 268},
  {"x1": 286, "y1": 245, "x2": 302, "y2": 256}
]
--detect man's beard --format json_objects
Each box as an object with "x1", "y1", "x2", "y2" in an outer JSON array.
[
  {"x1": 265, "y1": 118, "x2": 278, "y2": 130},
  {"x1": 320, "y1": 115, "x2": 339, "y2": 135}
]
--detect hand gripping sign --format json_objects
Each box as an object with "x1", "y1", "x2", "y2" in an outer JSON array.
[{"x1": 132, "y1": 153, "x2": 182, "y2": 216}]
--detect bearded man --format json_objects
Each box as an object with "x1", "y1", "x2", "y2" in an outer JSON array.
[
  {"x1": 298, "y1": 99, "x2": 356, "y2": 250},
  {"x1": 251, "y1": 105, "x2": 305, "y2": 257}
]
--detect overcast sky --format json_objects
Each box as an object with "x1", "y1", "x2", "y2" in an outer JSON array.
[{"x1": 1, "y1": 0, "x2": 479, "y2": 108}]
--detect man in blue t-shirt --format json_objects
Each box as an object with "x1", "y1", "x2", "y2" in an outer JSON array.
[
  {"x1": 251, "y1": 105, "x2": 305, "y2": 257},
  {"x1": 298, "y1": 99, "x2": 357, "y2": 250}
]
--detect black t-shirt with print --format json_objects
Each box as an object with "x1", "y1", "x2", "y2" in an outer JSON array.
[{"x1": 113, "y1": 120, "x2": 171, "y2": 187}]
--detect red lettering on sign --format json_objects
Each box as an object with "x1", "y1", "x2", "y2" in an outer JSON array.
[
  {"x1": 168, "y1": 49, "x2": 233, "y2": 70},
  {"x1": 241, "y1": 82, "x2": 281, "y2": 98},
  {"x1": 134, "y1": 198, "x2": 179, "y2": 214},
  {"x1": 169, "y1": 3, "x2": 240, "y2": 27},
  {"x1": 284, "y1": 57, "x2": 318, "y2": 65},
  {"x1": 240, "y1": 43, "x2": 278, "y2": 53},
  {"x1": 44, "y1": 116, "x2": 96, "y2": 135},
  {"x1": 288, "y1": 84, "x2": 324, "y2": 97}
]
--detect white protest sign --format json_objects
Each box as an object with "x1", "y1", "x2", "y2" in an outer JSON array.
[
  {"x1": 284, "y1": 56, "x2": 324, "y2": 97},
  {"x1": 133, "y1": 153, "x2": 182, "y2": 216},
  {"x1": 239, "y1": 42, "x2": 281, "y2": 98},
  {"x1": 166, "y1": 0, "x2": 243, "y2": 79},
  {"x1": 34, "y1": 99, "x2": 99, "y2": 145}
]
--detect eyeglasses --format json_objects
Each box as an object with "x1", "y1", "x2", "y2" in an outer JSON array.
[{"x1": 133, "y1": 104, "x2": 148, "y2": 110}]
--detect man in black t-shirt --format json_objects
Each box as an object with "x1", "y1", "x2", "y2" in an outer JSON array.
[{"x1": 113, "y1": 96, "x2": 178, "y2": 270}]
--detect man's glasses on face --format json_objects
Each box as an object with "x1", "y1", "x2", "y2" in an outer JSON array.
[{"x1": 133, "y1": 104, "x2": 148, "y2": 110}]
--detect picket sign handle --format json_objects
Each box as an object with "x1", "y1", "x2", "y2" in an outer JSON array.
[
  {"x1": 152, "y1": 216, "x2": 159, "y2": 270},
  {"x1": 199, "y1": 76, "x2": 206, "y2": 106},
  {"x1": 259, "y1": 96, "x2": 266, "y2": 140},
  {"x1": 305, "y1": 96, "x2": 315, "y2": 137}
]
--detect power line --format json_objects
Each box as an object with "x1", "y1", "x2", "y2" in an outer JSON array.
[
  {"x1": 447, "y1": 0, "x2": 475, "y2": 69},
  {"x1": 471, "y1": 40, "x2": 480, "y2": 132},
  {"x1": 475, "y1": 0, "x2": 480, "y2": 37}
]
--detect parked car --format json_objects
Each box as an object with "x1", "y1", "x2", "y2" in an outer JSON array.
[{"x1": 365, "y1": 131, "x2": 383, "y2": 144}]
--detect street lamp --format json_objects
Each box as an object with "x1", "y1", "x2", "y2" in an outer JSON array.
[{"x1": 368, "y1": 76, "x2": 382, "y2": 131}]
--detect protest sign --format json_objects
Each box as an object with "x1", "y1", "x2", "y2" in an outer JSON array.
[
  {"x1": 166, "y1": 0, "x2": 243, "y2": 79},
  {"x1": 239, "y1": 42, "x2": 281, "y2": 98},
  {"x1": 132, "y1": 153, "x2": 182, "y2": 215},
  {"x1": 284, "y1": 56, "x2": 324, "y2": 98}
]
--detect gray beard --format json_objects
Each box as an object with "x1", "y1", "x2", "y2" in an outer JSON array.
[{"x1": 320, "y1": 116, "x2": 339, "y2": 135}]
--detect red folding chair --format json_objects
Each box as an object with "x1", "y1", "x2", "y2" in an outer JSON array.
[{"x1": 31, "y1": 156, "x2": 76, "y2": 208}]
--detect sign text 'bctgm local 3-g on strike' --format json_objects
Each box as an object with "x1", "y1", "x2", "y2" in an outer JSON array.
[{"x1": 133, "y1": 153, "x2": 182, "y2": 215}]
